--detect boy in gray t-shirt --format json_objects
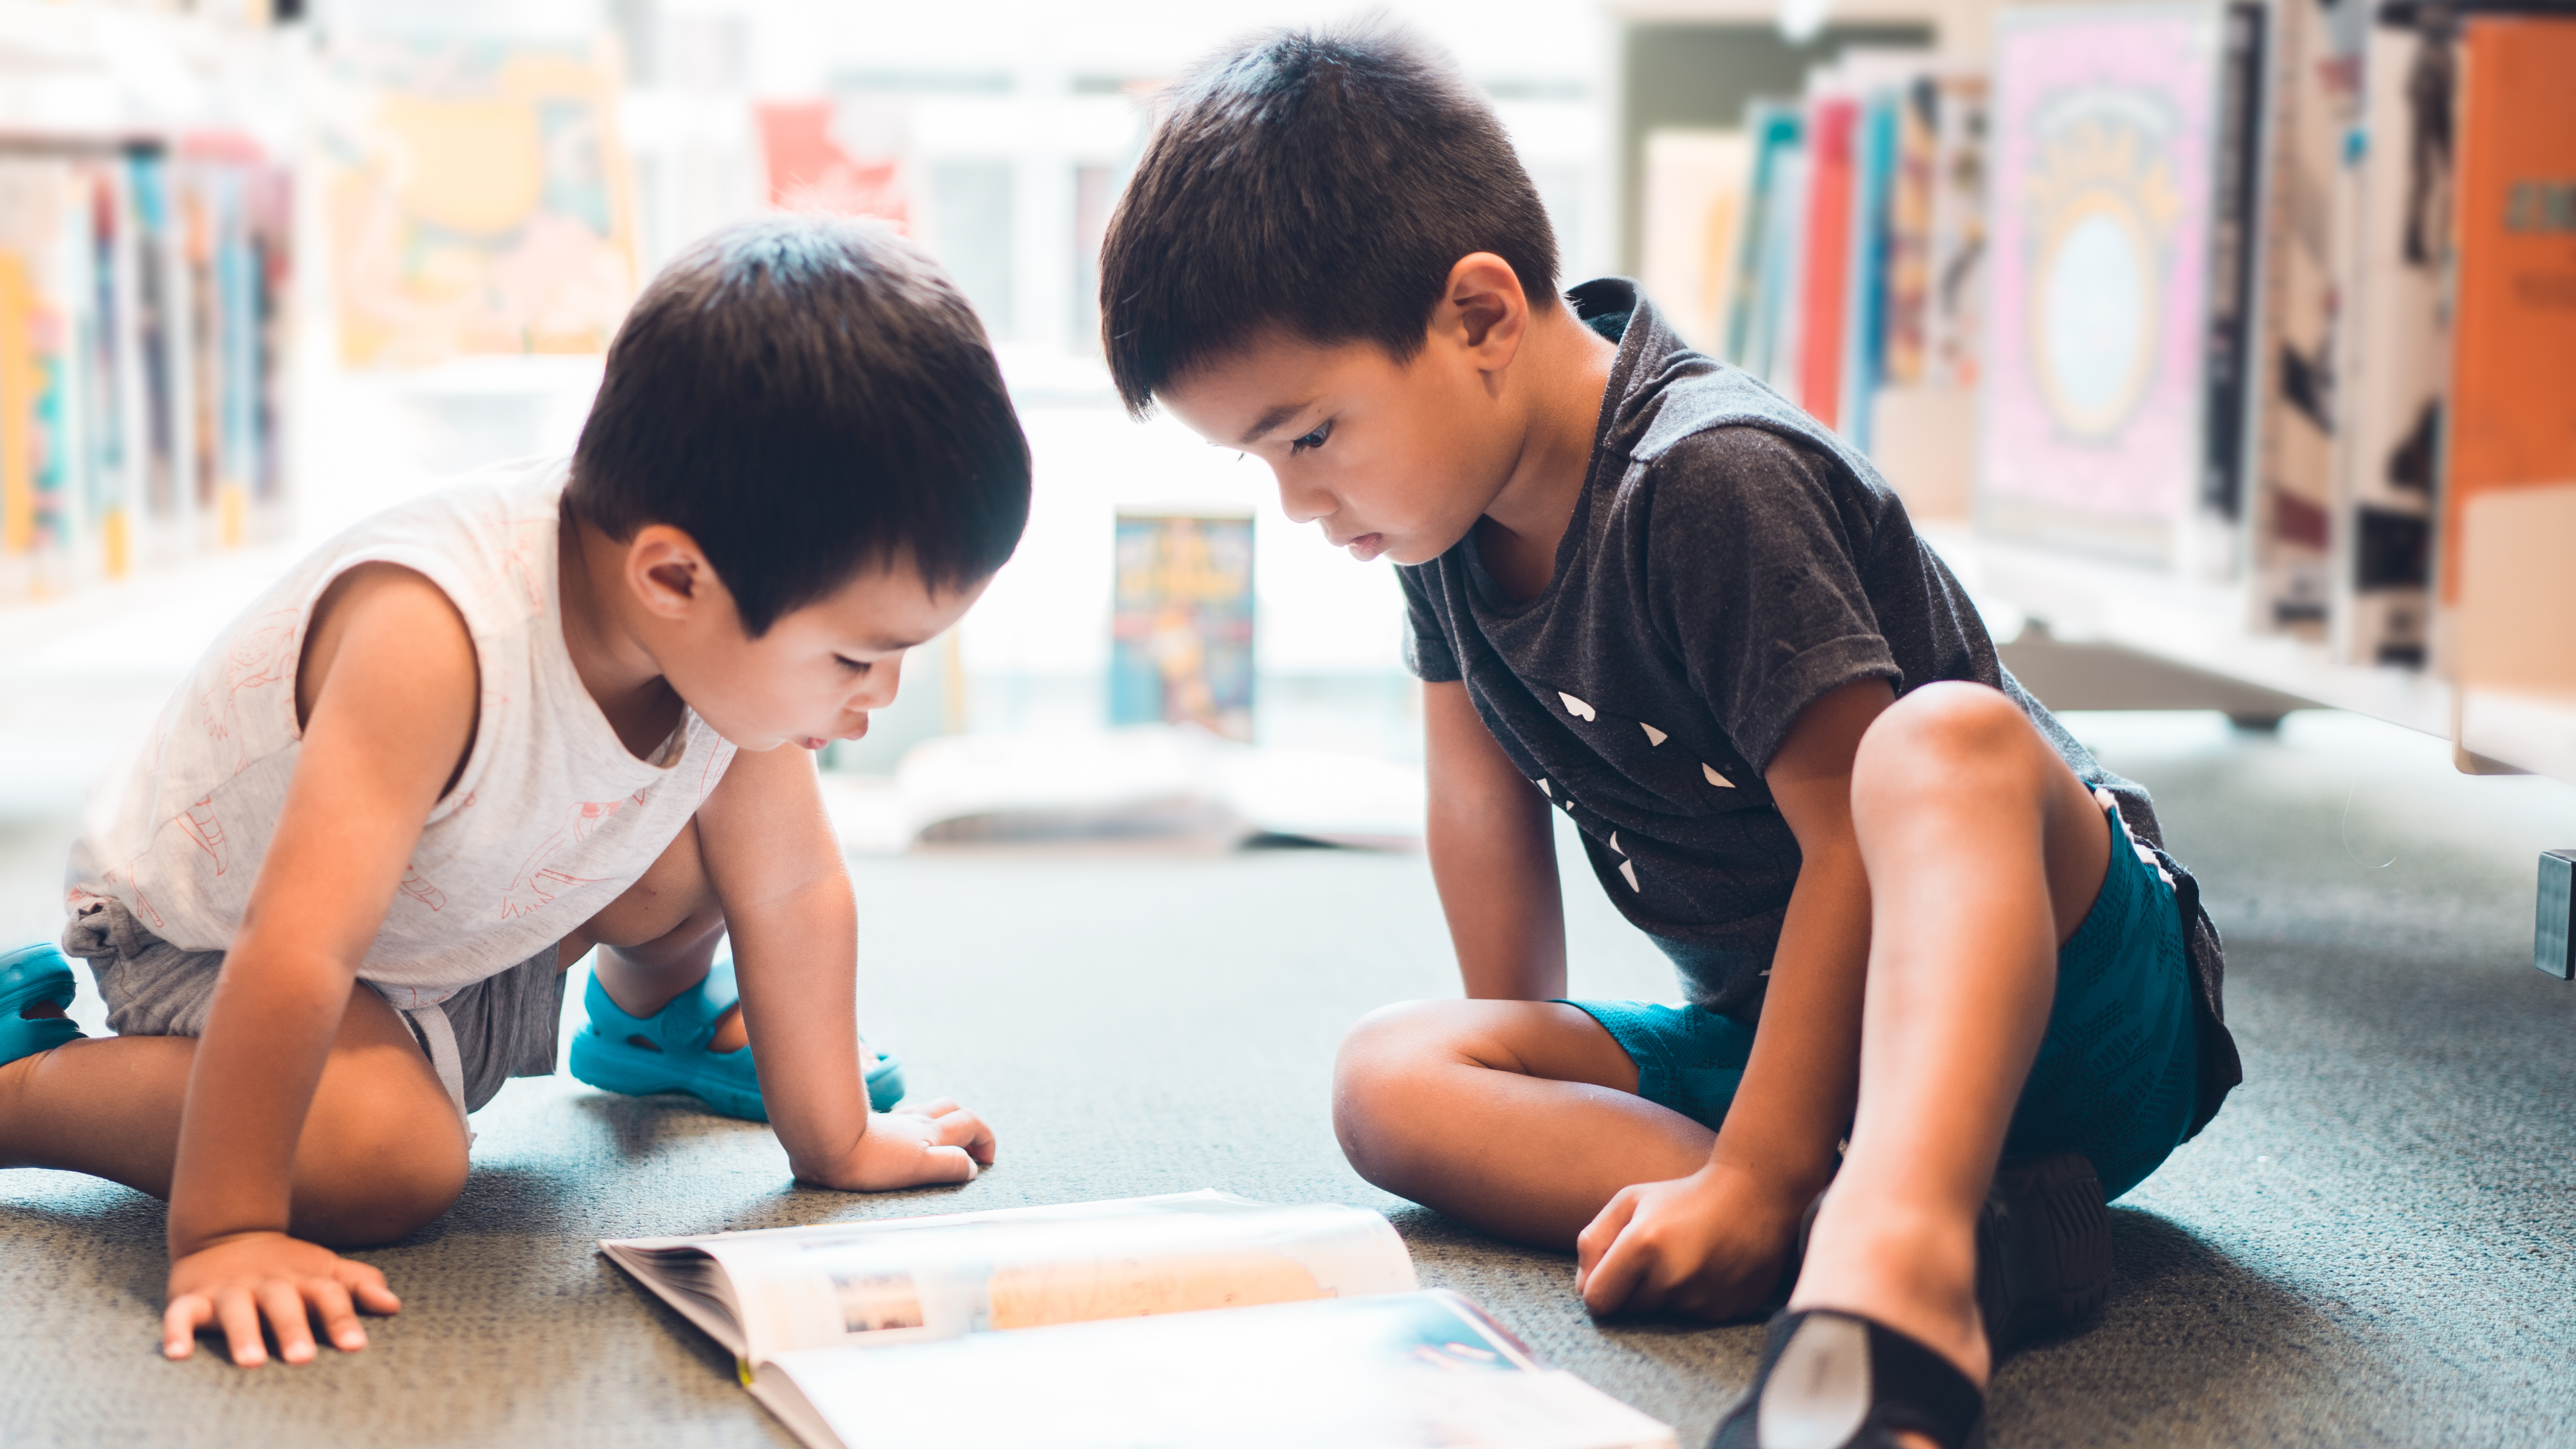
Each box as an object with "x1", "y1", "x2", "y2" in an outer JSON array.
[{"x1": 1102, "y1": 24, "x2": 2237, "y2": 1449}]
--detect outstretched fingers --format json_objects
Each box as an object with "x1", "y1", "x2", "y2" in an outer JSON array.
[
  {"x1": 162, "y1": 1263, "x2": 400, "y2": 1364},
  {"x1": 161, "y1": 1292, "x2": 213, "y2": 1361}
]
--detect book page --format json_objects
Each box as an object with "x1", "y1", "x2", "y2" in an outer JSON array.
[
  {"x1": 601, "y1": 1191, "x2": 1415, "y2": 1364},
  {"x1": 750, "y1": 1290, "x2": 1677, "y2": 1449}
]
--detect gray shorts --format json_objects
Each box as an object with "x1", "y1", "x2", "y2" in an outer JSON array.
[{"x1": 61, "y1": 898, "x2": 567, "y2": 1117}]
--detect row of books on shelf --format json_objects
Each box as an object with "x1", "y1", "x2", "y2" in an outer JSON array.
[
  {"x1": 1649, "y1": 0, "x2": 2576, "y2": 677},
  {"x1": 0, "y1": 139, "x2": 292, "y2": 604}
]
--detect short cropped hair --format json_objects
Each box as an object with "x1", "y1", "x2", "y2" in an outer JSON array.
[
  {"x1": 570, "y1": 216, "x2": 1030, "y2": 636},
  {"x1": 1099, "y1": 22, "x2": 1559, "y2": 416}
]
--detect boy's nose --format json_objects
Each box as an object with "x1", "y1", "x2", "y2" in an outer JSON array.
[
  {"x1": 853, "y1": 652, "x2": 905, "y2": 711},
  {"x1": 1275, "y1": 474, "x2": 1331, "y2": 526}
]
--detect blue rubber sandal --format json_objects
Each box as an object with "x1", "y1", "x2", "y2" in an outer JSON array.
[
  {"x1": 0, "y1": 944, "x2": 86, "y2": 1065},
  {"x1": 568, "y1": 958, "x2": 904, "y2": 1121}
]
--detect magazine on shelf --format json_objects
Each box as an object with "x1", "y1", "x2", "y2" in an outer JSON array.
[
  {"x1": 2243, "y1": 0, "x2": 2360, "y2": 636},
  {"x1": 1976, "y1": 1, "x2": 2231, "y2": 572},
  {"x1": 602, "y1": 1191, "x2": 1675, "y2": 1449},
  {"x1": 2329, "y1": 8, "x2": 2451, "y2": 667}
]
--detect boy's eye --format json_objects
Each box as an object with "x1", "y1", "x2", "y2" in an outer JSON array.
[
  {"x1": 834, "y1": 656, "x2": 872, "y2": 674},
  {"x1": 1288, "y1": 420, "x2": 1332, "y2": 456}
]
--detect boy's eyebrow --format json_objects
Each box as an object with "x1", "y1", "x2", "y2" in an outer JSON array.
[{"x1": 1237, "y1": 400, "x2": 1316, "y2": 446}]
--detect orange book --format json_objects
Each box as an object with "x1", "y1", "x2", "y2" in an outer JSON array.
[
  {"x1": 0, "y1": 253, "x2": 31, "y2": 559},
  {"x1": 2440, "y1": 15, "x2": 2576, "y2": 605},
  {"x1": 1798, "y1": 97, "x2": 1857, "y2": 431}
]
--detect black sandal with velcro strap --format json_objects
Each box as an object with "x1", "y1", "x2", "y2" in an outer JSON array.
[{"x1": 1707, "y1": 1309, "x2": 1986, "y2": 1449}]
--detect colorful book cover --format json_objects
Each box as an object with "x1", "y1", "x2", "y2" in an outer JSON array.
[
  {"x1": 78, "y1": 161, "x2": 131, "y2": 579},
  {"x1": 1764, "y1": 146, "x2": 1813, "y2": 399},
  {"x1": 318, "y1": 34, "x2": 638, "y2": 367},
  {"x1": 127, "y1": 152, "x2": 184, "y2": 538},
  {"x1": 1110, "y1": 511, "x2": 1255, "y2": 743},
  {"x1": 2197, "y1": 0, "x2": 2264, "y2": 553},
  {"x1": 1878, "y1": 77, "x2": 1940, "y2": 394},
  {"x1": 1725, "y1": 103, "x2": 1803, "y2": 376},
  {"x1": 2245, "y1": 0, "x2": 2359, "y2": 636},
  {"x1": 0, "y1": 159, "x2": 86, "y2": 596},
  {"x1": 2440, "y1": 15, "x2": 2576, "y2": 632},
  {"x1": 1977, "y1": 1, "x2": 2226, "y2": 568},
  {"x1": 1839, "y1": 89, "x2": 1899, "y2": 454},
  {"x1": 1796, "y1": 95, "x2": 1858, "y2": 428},
  {"x1": 1639, "y1": 129, "x2": 1752, "y2": 355},
  {"x1": 1926, "y1": 73, "x2": 1991, "y2": 392},
  {"x1": 2330, "y1": 14, "x2": 2451, "y2": 667}
]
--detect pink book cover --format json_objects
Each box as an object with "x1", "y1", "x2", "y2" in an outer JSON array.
[{"x1": 1979, "y1": 3, "x2": 2223, "y2": 563}]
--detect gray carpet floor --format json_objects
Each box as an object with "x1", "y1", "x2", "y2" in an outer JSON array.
[{"x1": 3, "y1": 709, "x2": 2572, "y2": 1446}]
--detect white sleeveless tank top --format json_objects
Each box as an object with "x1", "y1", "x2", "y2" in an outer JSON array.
[{"x1": 68, "y1": 457, "x2": 738, "y2": 998}]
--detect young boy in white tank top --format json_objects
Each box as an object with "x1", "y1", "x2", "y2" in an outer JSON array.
[{"x1": 0, "y1": 216, "x2": 1025, "y2": 1369}]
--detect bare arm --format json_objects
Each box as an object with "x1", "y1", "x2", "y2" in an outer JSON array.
[
  {"x1": 1575, "y1": 676, "x2": 1894, "y2": 1316},
  {"x1": 1702, "y1": 677, "x2": 1889, "y2": 1196},
  {"x1": 1424, "y1": 680, "x2": 1567, "y2": 1000},
  {"x1": 165, "y1": 564, "x2": 478, "y2": 1354},
  {"x1": 694, "y1": 743, "x2": 993, "y2": 1186}
]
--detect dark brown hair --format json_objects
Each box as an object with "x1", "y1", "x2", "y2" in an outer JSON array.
[
  {"x1": 1099, "y1": 21, "x2": 1559, "y2": 416},
  {"x1": 570, "y1": 216, "x2": 1030, "y2": 636}
]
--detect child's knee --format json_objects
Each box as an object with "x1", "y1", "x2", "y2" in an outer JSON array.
[
  {"x1": 292, "y1": 1069, "x2": 471, "y2": 1246},
  {"x1": 1855, "y1": 682, "x2": 2046, "y2": 804},
  {"x1": 292, "y1": 1128, "x2": 466, "y2": 1246},
  {"x1": 1331, "y1": 1001, "x2": 1470, "y2": 1188}
]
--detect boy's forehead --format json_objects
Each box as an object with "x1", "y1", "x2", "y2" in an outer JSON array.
[
  {"x1": 797, "y1": 555, "x2": 983, "y2": 644},
  {"x1": 1163, "y1": 334, "x2": 1391, "y2": 441}
]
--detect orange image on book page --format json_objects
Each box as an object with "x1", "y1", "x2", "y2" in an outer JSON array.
[{"x1": 981, "y1": 1249, "x2": 1324, "y2": 1329}]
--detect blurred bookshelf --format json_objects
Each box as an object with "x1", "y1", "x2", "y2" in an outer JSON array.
[
  {"x1": 1617, "y1": 0, "x2": 2576, "y2": 786},
  {"x1": 0, "y1": 0, "x2": 299, "y2": 608}
]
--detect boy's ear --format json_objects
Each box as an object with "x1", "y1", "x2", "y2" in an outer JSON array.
[
  {"x1": 625, "y1": 524, "x2": 731, "y2": 623},
  {"x1": 1435, "y1": 252, "x2": 1531, "y2": 367}
]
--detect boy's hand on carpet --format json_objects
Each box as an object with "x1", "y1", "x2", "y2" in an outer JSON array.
[
  {"x1": 1573, "y1": 1160, "x2": 1800, "y2": 1320},
  {"x1": 802, "y1": 1097, "x2": 998, "y2": 1190},
  {"x1": 164, "y1": 1231, "x2": 401, "y2": 1367}
]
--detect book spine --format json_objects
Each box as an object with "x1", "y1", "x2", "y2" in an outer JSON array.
[
  {"x1": 2329, "y1": 16, "x2": 2451, "y2": 668},
  {"x1": 2437, "y1": 12, "x2": 2576, "y2": 679},
  {"x1": 1797, "y1": 97, "x2": 1857, "y2": 430},
  {"x1": 2203, "y1": 1, "x2": 2266, "y2": 532}
]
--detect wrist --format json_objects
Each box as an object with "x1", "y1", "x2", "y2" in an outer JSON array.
[{"x1": 784, "y1": 1113, "x2": 872, "y2": 1185}]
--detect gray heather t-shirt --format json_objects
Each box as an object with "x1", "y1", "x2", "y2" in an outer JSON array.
[{"x1": 1400, "y1": 280, "x2": 2237, "y2": 1131}]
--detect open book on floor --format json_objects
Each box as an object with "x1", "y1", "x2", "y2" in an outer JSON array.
[{"x1": 601, "y1": 1190, "x2": 1677, "y2": 1449}]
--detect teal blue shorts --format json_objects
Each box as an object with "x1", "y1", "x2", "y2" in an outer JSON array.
[{"x1": 1563, "y1": 806, "x2": 2199, "y2": 1201}]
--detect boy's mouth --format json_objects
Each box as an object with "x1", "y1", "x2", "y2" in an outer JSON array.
[{"x1": 1335, "y1": 531, "x2": 1387, "y2": 562}]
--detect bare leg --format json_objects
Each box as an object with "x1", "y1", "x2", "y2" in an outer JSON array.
[
  {"x1": 0, "y1": 982, "x2": 469, "y2": 1246},
  {"x1": 1334, "y1": 1000, "x2": 1715, "y2": 1245},
  {"x1": 558, "y1": 819, "x2": 749, "y2": 1054},
  {"x1": 1789, "y1": 682, "x2": 2115, "y2": 1403}
]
